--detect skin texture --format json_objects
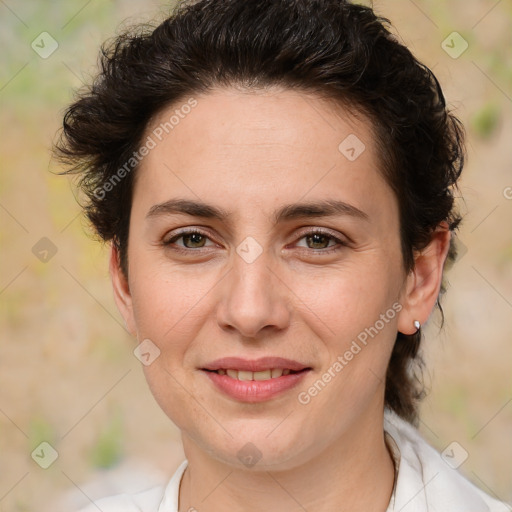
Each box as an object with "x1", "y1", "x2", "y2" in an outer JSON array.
[{"x1": 110, "y1": 87, "x2": 451, "y2": 512}]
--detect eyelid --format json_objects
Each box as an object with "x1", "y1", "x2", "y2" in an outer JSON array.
[
  {"x1": 162, "y1": 226, "x2": 349, "y2": 254},
  {"x1": 293, "y1": 226, "x2": 349, "y2": 244},
  {"x1": 290, "y1": 228, "x2": 349, "y2": 254},
  {"x1": 163, "y1": 227, "x2": 216, "y2": 246}
]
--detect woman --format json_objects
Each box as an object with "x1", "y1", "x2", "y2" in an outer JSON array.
[{"x1": 55, "y1": 0, "x2": 509, "y2": 510}]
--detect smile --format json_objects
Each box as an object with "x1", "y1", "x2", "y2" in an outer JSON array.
[
  {"x1": 201, "y1": 367, "x2": 311, "y2": 402},
  {"x1": 208, "y1": 368, "x2": 298, "y2": 380}
]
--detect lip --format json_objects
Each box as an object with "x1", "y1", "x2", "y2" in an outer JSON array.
[
  {"x1": 202, "y1": 368, "x2": 311, "y2": 403},
  {"x1": 200, "y1": 357, "x2": 312, "y2": 403},
  {"x1": 201, "y1": 356, "x2": 309, "y2": 372}
]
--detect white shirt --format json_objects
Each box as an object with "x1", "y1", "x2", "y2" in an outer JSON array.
[{"x1": 78, "y1": 409, "x2": 509, "y2": 511}]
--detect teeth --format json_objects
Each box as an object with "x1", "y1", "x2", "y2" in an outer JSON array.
[
  {"x1": 216, "y1": 368, "x2": 298, "y2": 380},
  {"x1": 254, "y1": 369, "x2": 271, "y2": 380},
  {"x1": 238, "y1": 370, "x2": 253, "y2": 381}
]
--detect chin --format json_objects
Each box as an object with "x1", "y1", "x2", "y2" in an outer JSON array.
[{"x1": 198, "y1": 424, "x2": 313, "y2": 471}]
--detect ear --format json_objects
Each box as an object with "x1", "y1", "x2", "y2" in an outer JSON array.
[
  {"x1": 109, "y1": 242, "x2": 137, "y2": 337},
  {"x1": 397, "y1": 222, "x2": 451, "y2": 335}
]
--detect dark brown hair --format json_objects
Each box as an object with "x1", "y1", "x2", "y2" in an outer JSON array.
[{"x1": 54, "y1": 0, "x2": 465, "y2": 424}]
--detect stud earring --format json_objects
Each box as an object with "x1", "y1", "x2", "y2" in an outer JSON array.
[{"x1": 413, "y1": 320, "x2": 421, "y2": 332}]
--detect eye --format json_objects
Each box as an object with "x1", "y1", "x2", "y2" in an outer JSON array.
[
  {"x1": 294, "y1": 229, "x2": 347, "y2": 254},
  {"x1": 162, "y1": 228, "x2": 347, "y2": 255},
  {"x1": 163, "y1": 229, "x2": 216, "y2": 251}
]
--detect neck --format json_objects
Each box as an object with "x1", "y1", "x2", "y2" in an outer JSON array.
[{"x1": 177, "y1": 408, "x2": 395, "y2": 512}]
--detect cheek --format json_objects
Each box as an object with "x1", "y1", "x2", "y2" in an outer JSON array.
[
  {"x1": 290, "y1": 258, "x2": 400, "y2": 336},
  {"x1": 129, "y1": 257, "x2": 219, "y2": 341},
  {"x1": 290, "y1": 261, "x2": 400, "y2": 398},
  {"x1": 142, "y1": 361, "x2": 211, "y2": 437}
]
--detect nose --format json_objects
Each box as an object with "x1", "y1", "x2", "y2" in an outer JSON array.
[{"x1": 216, "y1": 248, "x2": 292, "y2": 339}]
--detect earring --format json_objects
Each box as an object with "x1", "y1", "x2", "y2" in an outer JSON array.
[{"x1": 413, "y1": 320, "x2": 421, "y2": 332}]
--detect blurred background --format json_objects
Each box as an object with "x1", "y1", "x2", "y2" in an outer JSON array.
[{"x1": 0, "y1": 0, "x2": 511, "y2": 510}]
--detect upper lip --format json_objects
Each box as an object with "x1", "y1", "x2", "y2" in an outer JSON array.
[{"x1": 201, "y1": 357, "x2": 310, "y2": 372}]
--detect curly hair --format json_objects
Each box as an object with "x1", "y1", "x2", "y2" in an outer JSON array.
[{"x1": 54, "y1": 0, "x2": 465, "y2": 424}]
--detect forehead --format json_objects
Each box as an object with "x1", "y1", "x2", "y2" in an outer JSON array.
[
  {"x1": 133, "y1": 87, "x2": 394, "y2": 224},
  {"x1": 145, "y1": 87, "x2": 373, "y2": 160}
]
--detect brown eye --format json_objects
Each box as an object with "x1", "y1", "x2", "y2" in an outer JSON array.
[
  {"x1": 163, "y1": 229, "x2": 214, "y2": 251},
  {"x1": 180, "y1": 232, "x2": 207, "y2": 248},
  {"x1": 295, "y1": 230, "x2": 346, "y2": 253},
  {"x1": 304, "y1": 233, "x2": 334, "y2": 250}
]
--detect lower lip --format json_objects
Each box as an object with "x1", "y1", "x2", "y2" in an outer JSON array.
[{"x1": 202, "y1": 369, "x2": 310, "y2": 403}]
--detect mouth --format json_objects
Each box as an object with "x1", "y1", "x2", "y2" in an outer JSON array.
[
  {"x1": 200, "y1": 356, "x2": 312, "y2": 402},
  {"x1": 202, "y1": 367, "x2": 309, "y2": 380}
]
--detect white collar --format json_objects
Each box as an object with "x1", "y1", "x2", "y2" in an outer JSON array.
[
  {"x1": 157, "y1": 459, "x2": 187, "y2": 512},
  {"x1": 383, "y1": 408, "x2": 506, "y2": 511},
  {"x1": 155, "y1": 409, "x2": 507, "y2": 511}
]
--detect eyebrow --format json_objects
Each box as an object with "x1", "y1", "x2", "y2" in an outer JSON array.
[{"x1": 146, "y1": 198, "x2": 369, "y2": 225}]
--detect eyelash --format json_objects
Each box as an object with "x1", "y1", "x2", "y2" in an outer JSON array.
[{"x1": 162, "y1": 228, "x2": 347, "y2": 255}]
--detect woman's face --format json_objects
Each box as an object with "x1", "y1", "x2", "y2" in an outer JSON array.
[{"x1": 113, "y1": 87, "x2": 414, "y2": 469}]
